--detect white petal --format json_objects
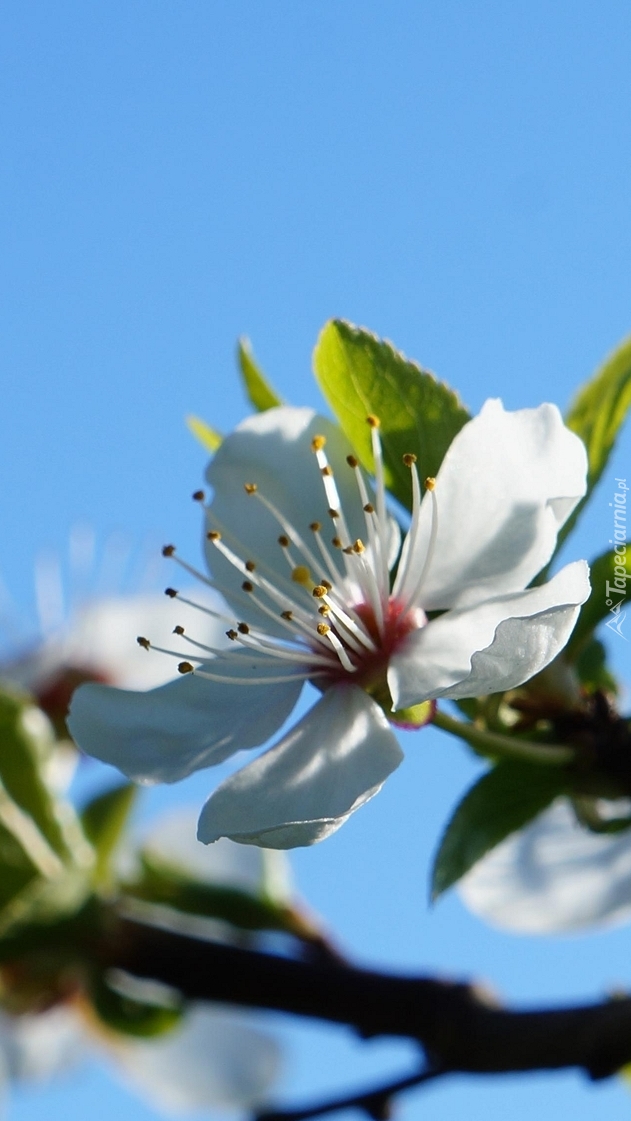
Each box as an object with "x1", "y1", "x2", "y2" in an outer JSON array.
[
  {"x1": 205, "y1": 406, "x2": 395, "y2": 631},
  {"x1": 114, "y1": 1003, "x2": 281, "y2": 1112},
  {"x1": 405, "y1": 400, "x2": 587, "y2": 611},
  {"x1": 67, "y1": 660, "x2": 303, "y2": 783},
  {"x1": 141, "y1": 806, "x2": 292, "y2": 900},
  {"x1": 460, "y1": 800, "x2": 631, "y2": 934},
  {"x1": 198, "y1": 685, "x2": 404, "y2": 849},
  {"x1": 389, "y1": 561, "x2": 589, "y2": 708},
  {"x1": 0, "y1": 1006, "x2": 84, "y2": 1083}
]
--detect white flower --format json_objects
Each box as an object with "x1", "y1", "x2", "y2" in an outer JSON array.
[
  {"x1": 460, "y1": 799, "x2": 631, "y2": 934},
  {"x1": 68, "y1": 401, "x2": 590, "y2": 849}
]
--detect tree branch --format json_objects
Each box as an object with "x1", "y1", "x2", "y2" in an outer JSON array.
[{"x1": 102, "y1": 913, "x2": 631, "y2": 1081}]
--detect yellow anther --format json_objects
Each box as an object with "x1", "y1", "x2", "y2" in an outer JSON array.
[
  {"x1": 245, "y1": 560, "x2": 256, "y2": 572},
  {"x1": 318, "y1": 604, "x2": 330, "y2": 616},
  {"x1": 192, "y1": 489, "x2": 205, "y2": 502},
  {"x1": 237, "y1": 622, "x2": 250, "y2": 634},
  {"x1": 165, "y1": 587, "x2": 178, "y2": 598},
  {"x1": 311, "y1": 434, "x2": 327, "y2": 452},
  {"x1": 281, "y1": 610, "x2": 294, "y2": 620},
  {"x1": 242, "y1": 580, "x2": 254, "y2": 592},
  {"x1": 363, "y1": 503, "x2": 374, "y2": 514},
  {"x1": 178, "y1": 662, "x2": 194, "y2": 674},
  {"x1": 312, "y1": 585, "x2": 327, "y2": 598},
  {"x1": 162, "y1": 544, "x2": 176, "y2": 557},
  {"x1": 207, "y1": 530, "x2": 221, "y2": 541},
  {"x1": 402, "y1": 453, "x2": 417, "y2": 467},
  {"x1": 292, "y1": 565, "x2": 311, "y2": 586},
  {"x1": 346, "y1": 454, "x2": 359, "y2": 468},
  {"x1": 353, "y1": 539, "x2": 365, "y2": 553},
  {"x1": 328, "y1": 507, "x2": 340, "y2": 519},
  {"x1": 425, "y1": 476, "x2": 436, "y2": 491},
  {"x1": 366, "y1": 414, "x2": 380, "y2": 428},
  {"x1": 137, "y1": 636, "x2": 150, "y2": 650},
  {"x1": 309, "y1": 521, "x2": 322, "y2": 532},
  {"x1": 244, "y1": 483, "x2": 258, "y2": 495},
  {"x1": 321, "y1": 465, "x2": 334, "y2": 477},
  {"x1": 316, "y1": 623, "x2": 330, "y2": 636},
  {"x1": 321, "y1": 579, "x2": 332, "y2": 590},
  {"x1": 173, "y1": 625, "x2": 185, "y2": 635},
  {"x1": 331, "y1": 536, "x2": 342, "y2": 548},
  {"x1": 226, "y1": 629, "x2": 238, "y2": 641}
]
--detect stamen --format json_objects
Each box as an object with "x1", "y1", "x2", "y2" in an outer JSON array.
[
  {"x1": 137, "y1": 636, "x2": 150, "y2": 650},
  {"x1": 173, "y1": 625, "x2": 185, "y2": 635},
  {"x1": 244, "y1": 483, "x2": 258, "y2": 495},
  {"x1": 194, "y1": 667, "x2": 329, "y2": 686},
  {"x1": 162, "y1": 544, "x2": 176, "y2": 557},
  {"x1": 179, "y1": 662, "x2": 194, "y2": 674},
  {"x1": 321, "y1": 627, "x2": 357, "y2": 672},
  {"x1": 192, "y1": 490, "x2": 205, "y2": 502},
  {"x1": 165, "y1": 587, "x2": 178, "y2": 598},
  {"x1": 398, "y1": 482, "x2": 439, "y2": 613},
  {"x1": 392, "y1": 453, "x2": 423, "y2": 600}
]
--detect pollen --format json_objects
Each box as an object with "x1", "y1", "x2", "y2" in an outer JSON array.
[
  {"x1": 137, "y1": 636, "x2": 150, "y2": 650},
  {"x1": 312, "y1": 585, "x2": 327, "y2": 598},
  {"x1": 292, "y1": 565, "x2": 311, "y2": 586},
  {"x1": 173, "y1": 625, "x2": 185, "y2": 635},
  {"x1": 316, "y1": 623, "x2": 330, "y2": 636},
  {"x1": 425, "y1": 476, "x2": 436, "y2": 491},
  {"x1": 244, "y1": 483, "x2": 258, "y2": 495},
  {"x1": 178, "y1": 662, "x2": 194, "y2": 674},
  {"x1": 311, "y1": 434, "x2": 327, "y2": 452},
  {"x1": 366, "y1": 414, "x2": 380, "y2": 428},
  {"x1": 192, "y1": 489, "x2": 205, "y2": 502},
  {"x1": 165, "y1": 587, "x2": 178, "y2": 598},
  {"x1": 162, "y1": 544, "x2": 176, "y2": 557},
  {"x1": 207, "y1": 530, "x2": 222, "y2": 541},
  {"x1": 318, "y1": 604, "x2": 330, "y2": 616},
  {"x1": 403, "y1": 453, "x2": 417, "y2": 467}
]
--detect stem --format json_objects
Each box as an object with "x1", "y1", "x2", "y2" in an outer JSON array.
[
  {"x1": 432, "y1": 709, "x2": 574, "y2": 765},
  {"x1": 255, "y1": 1066, "x2": 444, "y2": 1121}
]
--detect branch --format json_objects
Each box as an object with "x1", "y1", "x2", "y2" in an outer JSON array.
[
  {"x1": 103, "y1": 913, "x2": 631, "y2": 1081},
  {"x1": 255, "y1": 1066, "x2": 444, "y2": 1121}
]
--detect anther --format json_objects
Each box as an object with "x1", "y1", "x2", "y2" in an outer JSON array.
[
  {"x1": 311, "y1": 435, "x2": 327, "y2": 452},
  {"x1": 281, "y1": 610, "x2": 294, "y2": 620},
  {"x1": 363, "y1": 503, "x2": 374, "y2": 513},
  {"x1": 237, "y1": 622, "x2": 250, "y2": 634},
  {"x1": 244, "y1": 483, "x2": 258, "y2": 495},
  {"x1": 207, "y1": 530, "x2": 222, "y2": 542},
  {"x1": 178, "y1": 662, "x2": 194, "y2": 674},
  {"x1": 403, "y1": 453, "x2": 417, "y2": 467},
  {"x1": 343, "y1": 546, "x2": 354, "y2": 555},
  {"x1": 346, "y1": 455, "x2": 359, "y2": 468},
  {"x1": 292, "y1": 566, "x2": 311, "y2": 585},
  {"x1": 165, "y1": 587, "x2": 178, "y2": 598},
  {"x1": 366, "y1": 414, "x2": 380, "y2": 428},
  {"x1": 162, "y1": 544, "x2": 176, "y2": 557},
  {"x1": 192, "y1": 489, "x2": 205, "y2": 502},
  {"x1": 312, "y1": 585, "x2": 327, "y2": 598},
  {"x1": 328, "y1": 508, "x2": 340, "y2": 519},
  {"x1": 321, "y1": 465, "x2": 333, "y2": 477},
  {"x1": 353, "y1": 539, "x2": 365, "y2": 554},
  {"x1": 321, "y1": 579, "x2": 332, "y2": 590},
  {"x1": 309, "y1": 521, "x2": 321, "y2": 532},
  {"x1": 318, "y1": 605, "x2": 330, "y2": 616},
  {"x1": 226, "y1": 629, "x2": 238, "y2": 641},
  {"x1": 425, "y1": 477, "x2": 436, "y2": 491},
  {"x1": 173, "y1": 625, "x2": 185, "y2": 635},
  {"x1": 331, "y1": 536, "x2": 342, "y2": 548},
  {"x1": 245, "y1": 560, "x2": 256, "y2": 572},
  {"x1": 242, "y1": 580, "x2": 254, "y2": 592},
  {"x1": 278, "y1": 534, "x2": 290, "y2": 547},
  {"x1": 316, "y1": 623, "x2": 330, "y2": 636},
  {"x1": 137, "y1": 636, "x2": 150, "y2": 650}
]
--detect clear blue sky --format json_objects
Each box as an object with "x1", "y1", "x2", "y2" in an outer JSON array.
[{"x1": 2, "y1": 2, "x2": 631, "y2": 1118}]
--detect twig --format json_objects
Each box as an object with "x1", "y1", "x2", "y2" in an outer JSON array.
[{"x1": 255, "y1": 1066, "x2": 445, "y2": 1121}]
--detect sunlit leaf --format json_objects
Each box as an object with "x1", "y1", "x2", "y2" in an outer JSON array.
[
  {"x1": 81, "y1": 782, "x2": 137, "y2": 886},
  {"x1": 186, "y1": 414, "x2": 223, "y2": 452},
  {"x1": 237, "y1": 337, "x2": 283, "y2": 412}
]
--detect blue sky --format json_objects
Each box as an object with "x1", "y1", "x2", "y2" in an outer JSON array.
[{"x1": 2, "y1": 3, "x2": 631, "y2": 1119}]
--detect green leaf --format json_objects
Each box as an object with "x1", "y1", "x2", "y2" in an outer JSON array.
[
  {"x1": 81, "y1": 782, "x2": 137, "y2": 885},
  {"x1": 237, "y1": 337, "x2": 283, "y2": 412},
  {"x1": 565, "y1": 544, "x2": 630, "y2": 658},
  {"x1": 431, "y1": 760, "x2": 568, "y2": 899},
  {"x1": 89, "y1": 971, "x2": 183, "y2": 1038},
  {"x1": 574, "y1": 637, "x2": 619, "y2": 695},
  {"x1": 186, "y1": 414, "x2": 223, "y2": 452},
  {"x1": 313, "y1": 320, "x2": 470, "y2": 511},
  {"x1": 560, "y1": 335, "x2": 631, "y2": 544}
]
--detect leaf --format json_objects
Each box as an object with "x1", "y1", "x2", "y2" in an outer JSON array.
[
  {"x1": 431, "y1": 760, "x2": 568, "y2": 899},
  {"x1": 89, "y1": 971, "x2": 182, "y2": 1038},
  {"x1": 560, "y1": 335, "x2": 631, "y2": 544},
  {"x1": 186, "y1": 415, "x2": 223, "y2": 452},
  {"x1": 313, "y1": 320, "x2": 470, "y2": 511},
  {"x1": 565, "y1": 544, "x2": 630, "y2": 658},
  {"x1": 81, "y1": 782, "x2": 137, "y2": 885},
  {"x1": 574, "y1": 637, "x2": 619, "y2": 695},
  {"x1": 237, "y1": 337, "x2": 283, "y2": 412}
]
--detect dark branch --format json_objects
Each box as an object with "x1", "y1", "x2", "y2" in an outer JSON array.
[
  {"x1": 254, "y1": 1066, "x2": 444, "y2": 1121},
  {"x1": 103, "y1": 913, "x2": 631, "y2": 1081}
]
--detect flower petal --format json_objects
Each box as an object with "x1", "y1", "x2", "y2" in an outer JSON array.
[
  {"x1": 389, "y1": 560, "x2": 590, "y2": 708},
  {"x1": 460, "y1": 800, "x2": 631, "y2": 933},
  {"x1": 198, "y1": 685, "x2": 404, "y2": 849},
  {"x1": 403, "y1": 400, "x2": 587, "y2": 611},
  {"x1": 114, "y1": 1003, "x2": 281, "y2": 1111},
  {"x1": 204, "y1": 406, "x2": 393, "y2": 631},
  {"x1": 67, "y1": 660, "x2": 303, "y2": 783}
]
